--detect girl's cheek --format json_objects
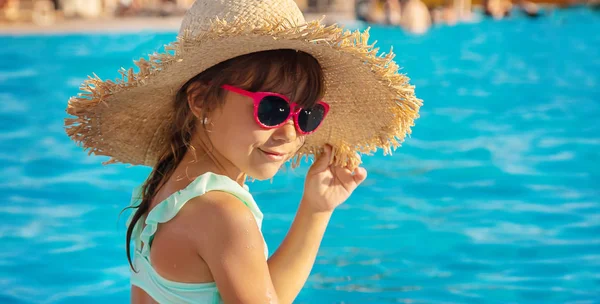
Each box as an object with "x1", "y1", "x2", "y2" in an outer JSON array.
[{"x1": 295, "y1": 136, "x2": 307, "y2": 149}]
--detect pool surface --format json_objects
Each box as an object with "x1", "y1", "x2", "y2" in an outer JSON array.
[{"x1": 0, "y1": 7, "x2": 599, "y2": 304}]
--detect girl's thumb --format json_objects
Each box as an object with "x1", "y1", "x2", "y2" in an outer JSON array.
[{"x1": 309, "y1": 144, "x2": 333, "y2": 173}]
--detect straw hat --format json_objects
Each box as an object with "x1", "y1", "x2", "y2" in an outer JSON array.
[{"x1": 65, "y1": 0, "x2": 422, "y2": 169}]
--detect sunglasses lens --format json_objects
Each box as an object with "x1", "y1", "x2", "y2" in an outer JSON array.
[
  {"x1": 257, "y1": 95, "x2": 290, "y2": 126},
  {"x1": 297, "y1": 103, "x2": 326, "y2": 133}
]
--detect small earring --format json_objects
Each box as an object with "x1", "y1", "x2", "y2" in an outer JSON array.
[{"x1": 202, "y1": 118, "x2": 213, "y2": 133}]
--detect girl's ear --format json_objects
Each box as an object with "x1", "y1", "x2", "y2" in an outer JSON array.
[{"x1": 186, "y1": 81, "x2": 207, "y2": 119}]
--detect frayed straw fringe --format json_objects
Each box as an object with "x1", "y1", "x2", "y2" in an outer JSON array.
[{"x1": 65, "y1": 17, "x2": 422, "y2": 169}]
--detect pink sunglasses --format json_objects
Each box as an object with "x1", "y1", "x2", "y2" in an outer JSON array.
[{"x1": 221, "y1": 84, "x2": 330, "y2": 135}]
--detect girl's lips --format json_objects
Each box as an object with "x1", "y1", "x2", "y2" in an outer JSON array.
[{"x1": 259, "y1": 149, "x2": 286, "y2": 161}]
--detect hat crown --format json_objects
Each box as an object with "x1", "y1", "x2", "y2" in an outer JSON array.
[{"x1": 179, "y1": 0, "x2": 306, "y2": 37}]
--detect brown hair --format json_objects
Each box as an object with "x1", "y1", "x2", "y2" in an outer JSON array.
[{"x1": 124, "y1": 49, "x2": 325, "y2": 271}]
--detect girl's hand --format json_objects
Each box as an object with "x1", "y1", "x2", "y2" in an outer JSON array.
[{"x1": 302, "y1": 144, "x2": 368, "y2": 213}]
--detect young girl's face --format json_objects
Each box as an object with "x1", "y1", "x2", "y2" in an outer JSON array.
[{"x1": 205, "y1": 87, "x2": 306, "y2": 180}]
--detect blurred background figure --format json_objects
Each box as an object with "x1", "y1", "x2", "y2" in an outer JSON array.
[
  {"x1": 356, "y1": 0, "x2": 371, "y2": 21},
  {"x1": 516, "y1": 0, "x2": 541, "y2": 17},
  {"x1": 360, "y1": 0, "x2": 386, "y2": 24},
  {"x1": 356, "y1": 0, "x2": 432, "y2": 34},
  {"x1": 386, "y1": 0, "x2": 402, "y2": 25},
  {"x1": 114, "y1": 0, "x2": 190, "y2": 17},
  {"x1": 401, "y1": 0, "x2": 432, "y2": 34},
  {"x1": 0, "y1": 0, "x2": 593, "y2": 28},
  {"x1": 0, "y1": 0, "x2": 19, "y2": 22},
  {"x1": 432, "y1": 0, "x2": 456, "y2": 25},
  {"x1": 114, "y1": 0, "x2": 139, "y2": 17},
  {"x1": 454, "y1": 0, "x2": 473, "y2": 21},
  {"x1": 483, "y1": 0, "x2": 513, "y2": 19},
  {"x1": 61, "y1": 0, "x2": 103, "y2": 18},
  {"x1": 1, "y1": 0, "x2": 57, "y2": 24},
  {"x1": 432, "y1": 0, "x2": 473, "y2": 25}
]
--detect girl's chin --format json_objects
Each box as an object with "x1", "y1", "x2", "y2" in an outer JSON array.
[{"x1": 247, "y1": 164, "x2": 282, "y2": 181}]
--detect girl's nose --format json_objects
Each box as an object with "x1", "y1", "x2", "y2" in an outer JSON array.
[{"x1": 271, "y1": 119, "x2": 297, "y2": 143}]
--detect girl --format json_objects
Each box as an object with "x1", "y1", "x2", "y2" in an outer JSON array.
[{"x1": 65, "y1": 0, "x2": 421, "y2": 303}]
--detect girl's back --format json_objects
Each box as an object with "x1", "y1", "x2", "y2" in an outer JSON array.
[{"x1": 128, "y1": 172, "x2": 268, "y2": 303}]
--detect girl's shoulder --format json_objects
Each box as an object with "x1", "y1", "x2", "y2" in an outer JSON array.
[{"x1": 177, "y1": 190, "x2": 264, "y2": 254}]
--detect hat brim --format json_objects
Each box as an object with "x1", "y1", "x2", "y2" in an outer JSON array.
[{"x1": 65, "y1": 19, "x2": 422, "y2": 169}]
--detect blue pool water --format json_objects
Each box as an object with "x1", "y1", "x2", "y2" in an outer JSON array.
[{"x1": 1, "y1": 7, "x2": 599, "y2": 304}]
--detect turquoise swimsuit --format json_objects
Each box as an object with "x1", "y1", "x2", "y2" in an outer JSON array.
[{"x1": 126, "y1": 172, "x2": 269, "y2": 303}]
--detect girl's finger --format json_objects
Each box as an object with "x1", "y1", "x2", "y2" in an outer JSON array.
[
  {"x1": 309, "y1": 144, "x2": 333, "y2": 174},
  {"x1": 352, "y1": 167, "x2": 368, "y2": 184},
  {"x1": 332, "y1": 165, "x2": 355, "y2": 186}
]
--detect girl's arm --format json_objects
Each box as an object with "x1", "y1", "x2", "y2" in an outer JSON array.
[
  {"x1": 188, "y1": 145, "x2": 366, "y2": 304},
  {"x1": 188, "y1": 193, "x2": 331, "y2": 304},
  {"x1": 268, "y1": 144, "x2": 367, "y2": 303},
  {"x1": 267, "y1": 200, "x2": 332, "y2": 304},
  {"x1": 186, "y1": 191, "x2": 281, "y2": 304}
]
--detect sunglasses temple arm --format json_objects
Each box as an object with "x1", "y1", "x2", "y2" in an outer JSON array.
[{"x1": 221, "y1": 85, "x2": 255, "y2": 98}]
